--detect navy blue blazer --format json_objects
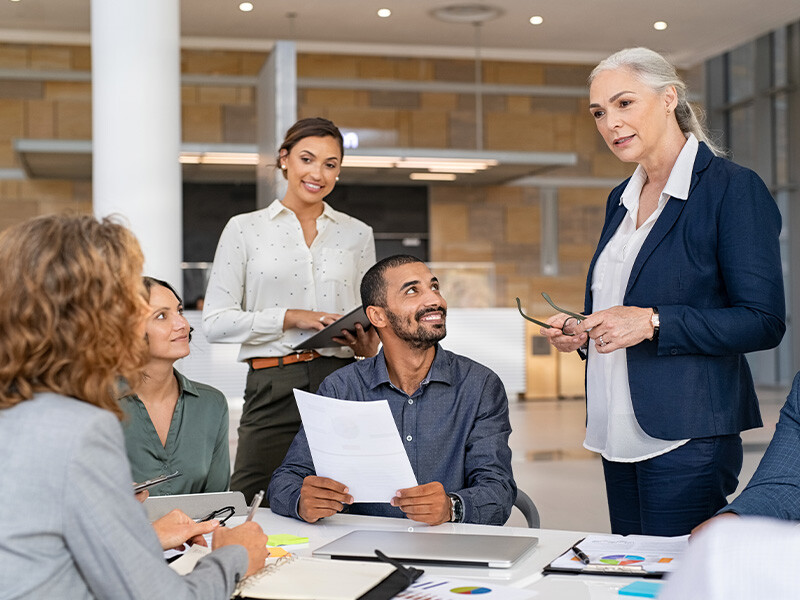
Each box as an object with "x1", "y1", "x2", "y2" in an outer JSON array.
[{"x1": 584, "y1": 142, "x2": 785, "y2": 440}]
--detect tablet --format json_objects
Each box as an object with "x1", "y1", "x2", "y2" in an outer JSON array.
[{"x1": 293, "y1": 305, "x2": 372, "y2": 351}]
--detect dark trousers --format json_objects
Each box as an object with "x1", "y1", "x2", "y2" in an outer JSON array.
[
  {"x1": 601, "y1": 434, "x2": 743, "y2": 536},
  {"x1": 231, "y1": 356, "x2": 351, "y2": 506}
]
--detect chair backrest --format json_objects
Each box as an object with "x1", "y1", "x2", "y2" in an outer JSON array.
[{"x1": 513, "y1": 489, "x2": 540, "y2": 529}]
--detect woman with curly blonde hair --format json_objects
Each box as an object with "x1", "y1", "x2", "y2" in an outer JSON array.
[
  {"x1": 0, "y1": 214, "x2": 148, "y2": 413},
  {"x1": 0, "y1": 214, "x2": 269, "y2": 599}
]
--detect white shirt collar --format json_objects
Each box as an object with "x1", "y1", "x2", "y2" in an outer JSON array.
[
  {"x1": 619, "y1": 133, "x2": 699, "y2": 210},
  {"x1": 267, "y1": 198, "x2": 338, "y2": 222}
]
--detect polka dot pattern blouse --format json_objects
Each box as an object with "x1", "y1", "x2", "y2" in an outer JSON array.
[{"x1": 202, "y1": 199, "x2": 376, "y2": 361}]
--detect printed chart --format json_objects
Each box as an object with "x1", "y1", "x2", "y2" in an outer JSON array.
[
  {"x1": 599, "y1": 554, "x2": 645, "y2": 566},
  {"x1": 395, "y1": 577, "x2": 536, "y2": 600}
]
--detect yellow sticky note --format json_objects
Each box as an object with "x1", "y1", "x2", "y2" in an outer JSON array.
[{"x1": 266, "y1": 534, "x2": 309, "y2": 546}]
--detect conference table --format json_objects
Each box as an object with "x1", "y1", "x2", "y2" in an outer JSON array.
[{"x1": 250, "y1": 509, "x2": 656, "y2": 599}]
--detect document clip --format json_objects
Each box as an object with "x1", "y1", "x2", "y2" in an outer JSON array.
[{"x1": 583, "y1": 564, "x2": 649, "y2": 575}]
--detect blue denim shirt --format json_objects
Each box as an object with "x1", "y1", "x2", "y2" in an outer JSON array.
[{"x1": 267, "y1": 345, "x2": 516, "y2": 525}]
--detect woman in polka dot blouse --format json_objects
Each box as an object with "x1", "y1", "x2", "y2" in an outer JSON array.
[{"x1": 202, "y1": 117, "x2": 379, "y2": 505}]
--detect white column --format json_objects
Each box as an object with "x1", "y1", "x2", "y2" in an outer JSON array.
[
  {"x1": 91, "y1": 0, "x2": 183, "y2": 292},
  {"x1": 257, "y1": 41, "x2": 296, "y2": 209}
]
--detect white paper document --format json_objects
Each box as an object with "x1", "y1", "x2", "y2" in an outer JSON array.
[
  {"x1": 547, "y1": 533, "x2": 689, "y2": 575},
  {"x1": 293, "y1": 388, "x2": 418, "y2": 503},
  {"x1": 395, "y1": 576, "x2": 538, "y2": 599}
]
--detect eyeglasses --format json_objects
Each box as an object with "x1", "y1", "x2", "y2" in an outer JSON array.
[
  {"x1": 515, "y1": 292, "x2": 585, "y2": 336},
  {"x1": 199, "y1": 505, "x2": 235, "y2": 526}
]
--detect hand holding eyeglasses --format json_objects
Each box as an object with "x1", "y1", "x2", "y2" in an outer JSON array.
[
  {"x1": 576, "y1": 305, "x2": 656, "y2": 354},
  {"x1": 516, "y1": 294, "x2": 589, "y2": 353},
  {"x1": 517, "y1": 294, "x2": 657, "y2": 354}
]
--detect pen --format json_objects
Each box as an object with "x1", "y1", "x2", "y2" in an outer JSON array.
[
  {"x1": 246, "y1": 489, "x2": 265, "y2": 522},
  {"x1": 571, "y1": 544, "x2": 590, "y2": 565}
]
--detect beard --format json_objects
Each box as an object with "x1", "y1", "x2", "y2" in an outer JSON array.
[{"x1": 385, "y1": 305, "x2": 447, "y2": 350}]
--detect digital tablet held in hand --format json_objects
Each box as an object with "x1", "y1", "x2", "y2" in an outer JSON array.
[
  {"x1": 133, "y1": 470, "x2": 181, "y2": 493},
  {"x1": 293, "y1": 305, "x2": 372, "y2": 351}
]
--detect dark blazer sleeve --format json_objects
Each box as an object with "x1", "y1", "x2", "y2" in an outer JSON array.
[
  {"x1": 585, "y1": 143, "x2": 785, "y2": 439},
  {"x1": 654, "y1": 165, "x2": 785, "y2": 356},
  {"x1": 723, "y1": 371, "x2": 800, "y2": 520}
]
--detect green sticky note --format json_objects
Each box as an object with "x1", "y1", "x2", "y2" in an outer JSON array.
[
  {"x1": 266, "y1": 534, "x2": 309, "y2": 546},
  {"x1": 618, "y1": 581, "x2": 662, "y2": 598}
]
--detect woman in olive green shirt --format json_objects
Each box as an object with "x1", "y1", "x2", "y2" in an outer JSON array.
[{"x1": 120, "y1": 277, "x2": 230, "y2": 495}]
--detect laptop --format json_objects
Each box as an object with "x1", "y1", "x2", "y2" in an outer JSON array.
[{"x1": 312, "y1": 530, "x2": 538, "y2": 569}]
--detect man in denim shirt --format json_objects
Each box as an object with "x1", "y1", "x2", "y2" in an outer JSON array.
[{"x1": 268, "y1": 255, "x2": 517, "y2": 525}]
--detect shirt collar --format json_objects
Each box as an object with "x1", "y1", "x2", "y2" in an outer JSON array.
[
  {"x1": 661, "y1": 133, "x2": 698, "y2": 201},
  {"x1": 368, "y1": 344, "x2": 453, "y2": 391},
  {"x1": 619, "y1": 133, "x2": 699, "y2": 210},
  {"x1": 267, "y1": 198, "x2": 339, "y2": 222},
  {"x1": 266, "y1": 198, "x2": 285, "y2": 219},
  {"x1": 173, "y1": 369, "x2": 199, "y2": 398},
  {"x1": 321, "y1": 201, "x2": 340, "y2": 222}
]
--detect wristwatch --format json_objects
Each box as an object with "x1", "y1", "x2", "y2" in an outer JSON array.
[
  {"x1": 650, "y1": 308, "x2": 660, "y2": 340},
  {"x1": 448, "y1": 493, "x2": 464, "y2": 523}
]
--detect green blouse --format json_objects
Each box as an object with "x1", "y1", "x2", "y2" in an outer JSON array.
[{"x1": 120, "y1": 369, "x2": 230, "y2": 496}]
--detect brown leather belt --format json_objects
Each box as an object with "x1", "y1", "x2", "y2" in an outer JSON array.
[{"x1": 249, "y1": 350, "x2": 321, "y2": 370}]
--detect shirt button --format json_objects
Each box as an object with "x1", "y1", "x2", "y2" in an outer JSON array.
[
  {"x1": 406, "y1": 435, "x2": 413, "y2": 441},
  {"x1": 408, "y1": 399, "x2": 414, "y2": 405}
]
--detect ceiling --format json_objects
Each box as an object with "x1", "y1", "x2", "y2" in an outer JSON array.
[{"x1": 2, "y1": 0, "x2": 800, "y2": 68}]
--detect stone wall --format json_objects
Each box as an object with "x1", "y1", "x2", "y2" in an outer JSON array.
[{"x1": 0, "y1": 44, "x2": 675, "y2": 310}]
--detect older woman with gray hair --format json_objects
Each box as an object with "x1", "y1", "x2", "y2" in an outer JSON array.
[{"x1": 542, "y1": 47, "x2": 785, "y2": 536}]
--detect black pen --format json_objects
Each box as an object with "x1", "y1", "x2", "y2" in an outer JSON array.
[{"x1": 571, "y1": 544, "x2": 590, "y2": 565}]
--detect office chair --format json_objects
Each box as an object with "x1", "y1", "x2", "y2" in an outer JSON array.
[{"x1": 513, "y1": 489, "x2": 541, "y2": 529}]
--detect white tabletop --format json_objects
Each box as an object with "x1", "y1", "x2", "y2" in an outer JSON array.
[{"x1": 250, "y1": 509, "x2": 651, "y2": 598}]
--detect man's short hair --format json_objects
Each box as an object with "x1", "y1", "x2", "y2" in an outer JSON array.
[{"x1": 360, "y1": 254, "x2": 425, "y2": 308}]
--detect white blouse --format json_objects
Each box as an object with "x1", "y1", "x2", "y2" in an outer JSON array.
[
  {"x1": 584, "y1": 134, "x2": 698, "y2": 462},
  {"x1": 202, "y1": 199, "x2": 375, "y2": 362}
]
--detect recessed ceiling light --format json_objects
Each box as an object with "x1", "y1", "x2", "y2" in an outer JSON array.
[
  {"x1": 529, "y1": 15, "x2": 543, "y2": 25},
  {"x1": 377, "y1": 8, "x2": 391, "y2": 18},
  {"x1": 239, "y1": 2, "x2": 254, "y2": 12},
  {"x1": 653, "y1": 21, "x2": 668, "y2": 31}
]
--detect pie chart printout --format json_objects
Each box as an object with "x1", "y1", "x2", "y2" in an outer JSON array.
[{"x1": 599, "y1": 554, "x2": 646, "y2": 566}]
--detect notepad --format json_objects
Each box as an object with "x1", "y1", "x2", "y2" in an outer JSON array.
[{"x1": 171, "y1": 546, "x2": 395, "y2": 600}]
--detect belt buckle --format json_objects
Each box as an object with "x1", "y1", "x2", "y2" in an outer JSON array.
[{"x1": 296, "y1": 350, "x2": 315, "y2": 362}]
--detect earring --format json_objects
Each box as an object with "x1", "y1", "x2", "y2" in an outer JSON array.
[
  {"x1": 281, "y1": 164, "x2": 286, "y2": 170},
  {"x1": 335, "y1": 176, "x2": 340, "y2": 181}
]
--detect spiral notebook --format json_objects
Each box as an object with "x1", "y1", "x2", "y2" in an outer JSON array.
[{"x1": 171, "y1": 546, "x2": 395, "y2": 600}]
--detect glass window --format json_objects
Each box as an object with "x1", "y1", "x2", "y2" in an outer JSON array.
[
  {"x1": 728, "y1": 105, "x2": 756, "y2": 170},
  {"x1": 774, "y1": 93, "x2": 789, "y2": 185},
  {"x1": 727, "y1": 43, "x2": 756, "y2": 103},
  {"x1": 773, "y1": 29, "x2": 788, "y2": 88}
]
